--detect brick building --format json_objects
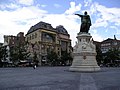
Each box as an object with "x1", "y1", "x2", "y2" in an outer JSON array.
[
  {"x1": 4, "y1": 32, "x2": 25, "y2": 46},
  {"x1": 2, "y1": 32, "x2": 25, "y2": 65}
]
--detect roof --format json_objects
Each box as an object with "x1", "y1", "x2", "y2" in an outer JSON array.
[
  {"x1": 26, "y1": 21, "x2": 69, "y2": 36},
  {"x1": 26, "y1": 21, "x2": 55, "y2": 35},
  {"x1": 0, "y1": 43, "x2": 3, "y2": 47},
  {"x1": 102, "y1": 38, "x2": 114, "y2": 43},
  {"x1": 56, "y1": 25, "x2": 68, "y2": 35}
]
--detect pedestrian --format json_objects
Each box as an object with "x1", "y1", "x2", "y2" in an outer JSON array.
[{"x1": 33, "y1": 64, "x2": 36, "y2": 69}]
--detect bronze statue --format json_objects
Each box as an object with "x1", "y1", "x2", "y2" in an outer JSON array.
[{"x1": 75, "y1": 11, "x2": 91, "y2": 33}]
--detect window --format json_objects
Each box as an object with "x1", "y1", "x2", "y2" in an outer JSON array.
[
  {"x1": 114, "y1": 42, "x2": 117, "y2": 45},
  {"x1": 27, "y1": 37, "x2": 29, "y2": 41},
  {"x1": 44, "y1": 24, "x2": 47, "y2": 28},
  {"x1": 30, "y1": 35, "x2": 31, "y2": 40},
  {"x1": 32, "y1": 34, "x2": 34, "y2": 39},
  {"x1": 35, "y1": 33, "x2": 37, "y2": 38}
]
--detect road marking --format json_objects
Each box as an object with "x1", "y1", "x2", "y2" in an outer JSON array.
[{"x1": 79, "y1": 73, "x2": 97, "y2": 90}]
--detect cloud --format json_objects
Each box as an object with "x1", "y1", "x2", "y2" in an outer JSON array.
[
  {"x1": 89, "y1": 2, "x2": 120, "y2": 37},
  {"x1": 94, "y1": 3, "x2": 120, "y2": 25},
  {"x1": 65, "y1": 2, "x2": 82, "y2": 15},
  {"x1": 18, "y1": 0, "x2": 34, "y2": 6},
  {"x1": 84, "y1": 0, "x2": 92, "y2": 7},
  {"x1": 92, "y1": 18, "x2": 108, "y2": 29},
  {"x1": 92, "y1": 33, "x2": 103, "y2": 42},
  {"x1": 41, "y1": 4, "x2": 47, "y2": 8},
  {"x1": 35, "y1": 4, "x2": 47, "y2": 8},
  {"x1": 90, "y1": 29, "x2": 103, "y2": 42},
  {"x1": 0, "y1": 6, "x2": 47, "y2": 25},
  {"x1": 0, "y1": 4, "x2": 47, "y2": 43},
  {"x1": 0, "y1": 3, "x2": 20, "y2": 10},
  {"x1": 110, "y1": 26, "x2": 120, "y2": 34}
]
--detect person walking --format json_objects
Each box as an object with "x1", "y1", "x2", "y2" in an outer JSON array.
[{"x1": 33, "y1": 64, "x2": 36, "y2": 69}]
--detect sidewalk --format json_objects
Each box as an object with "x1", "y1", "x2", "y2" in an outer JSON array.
[{"x1": 0, "y1": 67, "x2": 120, "y2": 90}]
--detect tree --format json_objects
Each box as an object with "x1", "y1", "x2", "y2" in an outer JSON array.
[
  {"x1": 104, "y1": 48, "x2": 120, "y2": 66},
  {"x1": 60, "y1": 51, "x2": 73, "y2": 66},
  {"x1": 96, "y1": 46, "x2": 103, "y2": 66},
  {"x1": 0, "y1": 46, "x2": 8, "y2": 67},
  {"x1": 10, "y1": 43, "x2": 30, "y2": 64},
  {"x1": 33, "y1": 52, "x2": 39, "y2": 66},
  {"x1": 47, "y1": 51, "x2": 58, "y2": 66},
  {"x1": 0, "y1": 47, "x2": 3, "y2": 67},
  {"x1": 0, "y1": 46, "x2": 8, "y2": 61}
]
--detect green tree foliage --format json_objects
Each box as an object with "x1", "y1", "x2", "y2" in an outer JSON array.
[
  {"x1": 96, "y1": 46, "x2": 103, "y2": 66},
  {"x1": 10, "y1": 46, "x2": 19, "y2": 63},
  {"x1": 0, "y1": 47, "x2": 3, "y2": 66},
  {"x1": 0, "y1": 47, "x2": 3, "y2": 61},
  {"x1": 0, "y1": 46, "x2": 8, "y2": 67},
  {"x1": 104, "y1": 49, "x2": 120, "y2": 64},
  {"x1": 10, "y1": 44, "x2": 30, "y2": 64},
  {"x1": 33, "y1": 52, "x2": 39, "y2": 66},
  {"x1": 0, "y1": 46, "x2": 8, "y2": 61},
  {"x1": 60, "y1": 51, "x2": 73, "y2": 66},
  {"x1": 47, "y1": 51, "x2": 58, "y2": 66}
]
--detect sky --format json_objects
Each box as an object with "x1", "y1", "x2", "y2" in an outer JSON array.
[{"x1": 0, "y1": 0, "x2": 120, "y2": 46}]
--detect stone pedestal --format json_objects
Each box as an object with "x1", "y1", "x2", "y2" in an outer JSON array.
[{"x1": 69, "y1": 33, "x2": 100, "y2": 72}]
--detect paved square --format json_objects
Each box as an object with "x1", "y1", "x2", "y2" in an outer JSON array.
[{"x1": 0, "y1": 67, "x2": 120, "y2": 90}]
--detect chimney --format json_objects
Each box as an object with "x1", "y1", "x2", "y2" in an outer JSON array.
[{"x1": 114, "y1": 35, "x2": 117, "y2": 40}]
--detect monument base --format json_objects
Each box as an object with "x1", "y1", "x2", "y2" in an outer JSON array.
[
  {"x1": 70, "y1": 66, "x2": 100, "y2": 72},
  {"x1": 69, "y1": 66, "x2": 100, "y2": 72},
  {"x1": 69, "y1": 54, "x2": 100, "y2": 72},
  {"x1": 69, "y1": 33, "x2": 100, "y2": 72}
]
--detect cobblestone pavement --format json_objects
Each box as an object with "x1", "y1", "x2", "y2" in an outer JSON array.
[{"x1": 0, "y1": 67, "x2": 120, "y2": 90}]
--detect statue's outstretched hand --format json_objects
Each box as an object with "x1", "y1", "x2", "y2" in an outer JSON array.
[
  {"x1": 75, "y1": 14, "x2": 79, "y2": 15},
  {"x1": 75, "y1": 14, "x2": 82, "y2": 17}
]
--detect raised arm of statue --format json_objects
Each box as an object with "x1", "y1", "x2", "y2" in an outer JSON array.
[{"x1": 75, "y1": 14, "x2": 83, "y2": 17}]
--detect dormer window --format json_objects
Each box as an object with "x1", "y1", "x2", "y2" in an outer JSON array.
[{"x1": 44, "y1": 24, "x2": 47, "y2": 28}]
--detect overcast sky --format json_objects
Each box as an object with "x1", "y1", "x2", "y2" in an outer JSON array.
[{"x1": 0, "y1": 0, "x2": 120, "y2": 46}]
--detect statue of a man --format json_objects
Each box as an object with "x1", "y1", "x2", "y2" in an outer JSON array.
[{"x1": 75, "y1": 11, "x2": 91, "y2": 33}]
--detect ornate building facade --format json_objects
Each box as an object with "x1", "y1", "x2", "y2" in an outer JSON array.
[
  {"x1": 100, "y1": 36, "x2": 120, "y2": 54},
  {"x1": 25, "y1": 21, "x2": 72, "y2": 65},
  {"x1": 93, "y1": 35, "x2": 120, "y2": 54}
]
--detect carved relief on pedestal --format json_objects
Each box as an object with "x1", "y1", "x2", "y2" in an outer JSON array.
[
  {"x1": 81, "y1": 39, "x2": 88, "y2": 50},
  {"x1": 89, "y1": 38, "x2": 95, "y2": 51}
]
